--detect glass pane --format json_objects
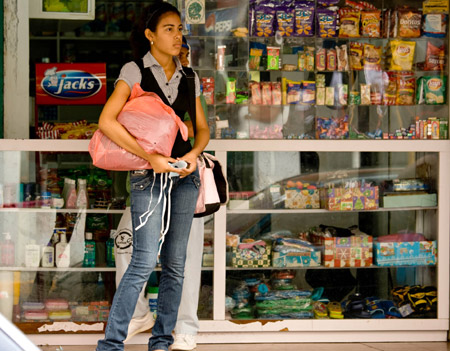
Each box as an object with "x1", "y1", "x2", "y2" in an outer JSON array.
[{"x1": 226, "y1": 151, "x2": 438, "y2": 320}]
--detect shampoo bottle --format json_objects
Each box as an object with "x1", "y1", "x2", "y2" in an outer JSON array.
[
  {"x1": 41, "y1": 241, "x2": 54, "y2": 268},
  {"x1": 76, "y1": 179, "x2": 89, "y2": 209},
  {"x1": 0, "y1": 232, "x2": 15, "y2": 266},
  {"x1": 83, "y1": 232, "x2": 96, "y2": 267},
  {"x1": 55, "y1": 233, "x2": 70, "y2": 268},
  {"x1": 64, "y1": 179, "x2": 77, "y2": 209},
  {"x1": 106, "y1": 229, "x2": 116, "y2": 267},
  {"x1": 25, "y1": 241, "x2": 41, "y2": 268}
]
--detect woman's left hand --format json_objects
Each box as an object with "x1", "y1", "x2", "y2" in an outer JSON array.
[{"x1": 177, "y1": 152, "x2": 198, "y2": 177}]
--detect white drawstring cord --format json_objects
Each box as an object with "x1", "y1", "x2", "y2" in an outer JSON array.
[
  {"x1": 157, "y1": 173, "x2": 174, "y2": 256},
  {"x1": 136, "y1": 174, "x2": 162, "y2": 230}
]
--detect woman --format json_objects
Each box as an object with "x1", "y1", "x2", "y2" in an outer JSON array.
[{"x1": 96, "y1": 2, "x2": 209, "y2": 351}]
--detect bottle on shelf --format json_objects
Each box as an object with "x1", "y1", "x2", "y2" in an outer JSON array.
[
  {"x1": 0, "y1": 232, "x2": 15, "y2": 266},
  {"x1": 41, "y1": 241, "x2": 55, "y2": 268},
  {"x1": 106, "y1": 229, "x2": 116, "y2": 267},
  {"x1": 64, "y1": 179, "x2": 77, "y2": 209},
  {"x1": 61, "y1": 178, "x2": 70, "y2": 203},
  {"x1": 25, "y1": 240, "x2": 41, "y2": 268},
  {"x1": 95, "y1": 273, "x2": 105, "y2": 301},
  {"x1": 83, "y1": 232, "x2": 96, "y2": 267},
  {"x1": 55, "y1": 232, "x2": 70, "y2": 268},
  {"x1": 147, "y1": 272, "x2": 159, "y2": 318},
  {"x1": 76, "y1": 178, "x2": 89, "y2": 209}
]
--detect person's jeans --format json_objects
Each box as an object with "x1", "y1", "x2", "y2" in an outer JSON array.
[{"x1": 97, "y1": 169, "x2": 200, "y2": 351}]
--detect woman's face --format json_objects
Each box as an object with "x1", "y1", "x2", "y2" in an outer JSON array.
[{"x1": 147, "y1": 12, "x2": 183, "y2": 57}]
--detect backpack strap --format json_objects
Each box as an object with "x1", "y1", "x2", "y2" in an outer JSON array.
[{"x1": 182, "y1": 66, "x2": 197, "y2": 136}]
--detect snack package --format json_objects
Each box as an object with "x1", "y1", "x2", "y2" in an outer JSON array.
[
  {"x1": 338, "y1": 84, "x2": 348, "y2": 105},
  {"x1": 286, "y1": 80, "x2": 301, "y2": 104},
  {"x1": 261, "y1": 82, "x2": 272, "y2": 105},
  {"x1": 316, "y1": 87, "x2": 326, "y2": 105},
  {"x1": 327, "y1": 48, "x2": 337, "y2": 71},
  {"x1": 397, "y1": 9, "x2": 422, "y2": 38},
  {"x1": 316, "y1": 74, "x2": 326, "y2": 88},
  {"x1": 396, "y1": 72, "x2": 415, "y2": 105},
  {"x1": 305, "y1": 46, "x2": 315, "y2": 71},
  {"x1": 339, "y1": 9, "x2": 361, "y2": 37},
  {"x1": 337, "y1": 44, "x2": 349, "y2": 71},
  {"x1": 370, "y1": 85, "x2": 382, "y2": 105},
  {"x1": 255, "y1": 4, "x2": 276, "y2": 37},
  {"x1": 417, "y1": 76, "x2": 447, "y2": 105},
  {"x1": 349, "y1": 91, "x2": 361, "y2": 105},
  {"x1": 316, "y1": 48, "x2": 326, "y2": 71},
  {"x1": 226, "y1": 78, "x2": 236, "y2": 104},
  {"x1": 302, "y1": 81, "x2": 316, "y2": 105},
  {"x1": 249, "y1": 48, "x2": 263, "y2": 70},
  {"x1": 382, "y1": 9, "x2": 395, "y2": 38},
  {"x1": 423, "y1": 13, "x2": 448, "y2": 38},
  {"x1": 363, "y1": 43, "x2": 382, "y2": 71},
  {"x1": 249, "y1": 81, "x2": 262, "y2": 104},
  {"x1": 201, "y1": 77, "x2": 215, "y2": 105},
  {"x1": 297, "y1": 49, "x2": 306, "y2": 71},
  {"x1": 276, "y1": 6, "x2": 295, "y2": 36},
  {"x1": 361, "y1": 10, "x2": 381, "y2": 37},
  {"x1": 317, "y1": 9, "x2": 338, "y2": 38},
  {"x1": 295, "y1": 2, "x2": 315, "y2": 37},
  {"x1": 271, "y1": 82, "x2": 282, "y2": 105},
  {"x1": 217, "y1": 45, "x2": 226, "y2": 71},
  {"x1": 390, "y1": 40, "x2": 416, "y2": 71},
  {"x1": 360, "y1": 84, "x2": 371, "y2": 105},
  {"x1": 350, "y1": 42, "x2": 364, "y2": 70},
  {"x1": 267, "y1": 46, "x2": 280, "y2": 70},
  {"x1": 325, "y1": 86, "x2": 335, "y2": 105},
  {"x1": 382, "y1": 71, "x2": 396, "y2": 105},
  {"x1": 424, "y1": 42, "x2": 445, "y2": 71}
]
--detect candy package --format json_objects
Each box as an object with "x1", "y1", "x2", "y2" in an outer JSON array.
[
  {"x1": 339, "y1": 9, "x2": 361, "y2": 37},
  {"x1": 423, "y1": 13, "x2": 447, "y2": 38},
  {"x1": 349, "y1": 42, "x2": 364, "y2": 70},
  {"x1": 337, "y1": 44, "x2": 349, "y2": 71},
  {"x1": 316, "y1": 48, "x2": 326, "y2": 71},
  {"x1": 201, "y1": 77, "x2": 215, "y2": 105},
  {"x1": 249, "y1": 48, "x2": 263, "y2": 70},
  {"x1": 327, "y1": 48, "x2": 337, "y2": 71},
  {"x1": 305, "y1": 46, "x2": 315, "y2": 71},
  {"x1": 226, "y1": 78, "x2": 236, "y2": 104},
  {"x1": 363, "y1": 44, "x2": 382, "y2": 71},
  {"x1": 316, "y1": 74, "x2": 326, "y2": 88},
  {"x1": 295, "y1": 2, "x2": 315, "y2": 37},
  {"x1": 317, "y1": 9, "x2": 338, "y2": 38},
  {"x1": 249, "y1": 81, "x2": 262, "y2": 104},
  {"x1": 261, "y1": 82, "x2": 272, "y2": 105},
  {"x1": 297, "y1": 48, "x2": 306, "y2": 71},
  {"x1": 397, "y1": 9, "x2": 422, "y2": 38},
  {"x1": 271, "y1": 82, "x2": 282, "y2": 105},
  {"x1": 316, "y1": 87, "x2": 326, "y2": 105},
  {"x1": 302, "y1": 81, "x2": 316, "y2": 105},
  {"x1": 390, "y1": 40, "x2": 415, "y2": 71},
  {"x1": 276, "y1": 6, "x2": 295, "y2": 36},
  {"x1": 267, "y1": 46, "x2": 280, "y2": 70},
  {"x1": 286, "y1": 80, "x2": 301, "y2": 104},
  {"x1": 325, "y1": 86, "x2": 335, "y2": 105},
  {"x1": 361, "y1": 10, "x2": 381, "y2": 37}
]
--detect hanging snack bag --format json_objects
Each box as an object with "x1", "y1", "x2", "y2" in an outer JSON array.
[
  {"x1": 317, "y1": 0, "x2": 340, "y2": 7},
  {"x1": 390, "y1": 40, "x2": 415, "y2": 71},
  {"x1": 361, "y1": 10, "x2": 381, "y2": 37},
  {"x1": 423, "y1": 13, "x2": 447, "y2": 38},
  {"x1": 201, "y1": 77, "x2": 215, "y2": 105},
  {"x1": 350, "y1": 42, "x2": 364, "y2": 70},
  {"x1": 316, "y1": 48, "x2": 326, "y2": 71},
  {"x1": 325, "y1": 86, "x2": 335, "y2": 105},
  {"x1": 297, "y1": 48, "x2": 306, "y2": 71},
  {"x1": 338, "y1": 84, "x2": 348, "y2": 105},
  {"x1": 337, "y1": 44, "x2": 349, "y2": 71},
  {"x1": 249, "y1": 81, "x2": 262, "y2": 104},
  {"x1": 417, "y1": 76, "x2": 447, "y2": 105},
  {"x1": 302, "y1": 81, "x2": 316, "y2": 105},
  {"x1": 255, "y1": 4, "x2": 276, "y2": 37},
  {"x1": 249, "y1": 48, "x2": 263, "y2": 70},
  {"x1": 396, "y1": 72, "x2": 415, "y2": 105},
  {"x1": 226, "y1": 78, "x2": 236, "y2": 104},
  {"x1": 382, "y1": 9, "x2": 395, "y2": 38},
  {"x1": 316, "y1": 74, "x2": 326, "y2": 88},
  {"x1": 271, "y1": 82, "x2": 282, "y2": 105},
  {"x1": 261, "y1": 82, "x2": 272, "y2": 105},
  {"x1": 295, "y1": 2, "x2": 315, "y2": 37},
  {"x1": 363, "y1": 44, "x2": 382, "y2": 71},
  {"x1": 327, "y1": 48, "x2": 337, "y2": 71},
  {"x1": 339, "y1": 9, "x2": 361, "y2": 37},
  {"x1": 360, "y1": 84, "x2": 371, "y2": 105},
  {"x1": 382, "y1": 71, "x2": 397, "y2": 105},
  {"x1": 424, "y1": 42, "x2": 445, "y2": 71},
  {"x1": 267, "y1": 46, "x2": 280, "y2": 70},
  {"x1": 316, "y1": 87, "x2": 326, "y2": 105},
  {"x1": 276, "y1": 5, "x2": 295, "y2": 37},
  {"x1": 286, "y1": 80, "x2": 301, "y2": 104},
  {"x1": 317, "y1": 9, "x2": 338, "y2": 38},
  {"x1": 397, "y1": 9, "x2": 422, "y2": 38}
]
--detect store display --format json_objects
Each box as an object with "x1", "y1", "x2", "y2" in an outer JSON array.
[
  {"x1": 0, "y1": 233, "x2": 15, "y2": 267},
  {"x1": 106, "y1": 229, "x2": 116, "y2": 268},
  {"x1": 55, "y1": 232, "x2": 71, "y2": 268},
  {"x1": 25, "y1": 242, "x2": 40, "y2": 268},
  {"x1": 83, "y1": 232, "x2": 96, "y2": 268}
]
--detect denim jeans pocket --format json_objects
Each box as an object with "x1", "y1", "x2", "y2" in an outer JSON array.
[
  {"x1": 189, "y1": 174, "x2": 201, "y2": 189},
  {"x1": 130, "y1": 173, "x2": 154, "y2": 191}
]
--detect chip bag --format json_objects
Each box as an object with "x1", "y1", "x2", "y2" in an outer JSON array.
[
  {"x1": 361, "y1": 10, "x2": 381, "y2": 37},
  {"x1": 417, "y1": 76, "x2": 447, "y2": 105},
  {"x1": 390, "y1": 40, "x2": 415, "y2": 71},
  {"x1": 339, "y1": 9, "x2": 361, "y2": 37}
]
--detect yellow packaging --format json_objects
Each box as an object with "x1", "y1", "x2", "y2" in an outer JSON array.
[
  {"x1": 325, "y1": 87, "x2": 335, "y2": 105},
  {"x1": 361, "y1": 84, "x2": 371, "y2": 105},
  {"x1": 317, "y1": 87, "x2": 325, "y2": 105},
  {"x1": 390, "y1": 40, "x2": 416, "y2": 71}
]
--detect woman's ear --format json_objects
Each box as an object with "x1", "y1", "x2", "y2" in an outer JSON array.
[{"x1": 144, "y1": 28, "x2": 154, "y2": 43}]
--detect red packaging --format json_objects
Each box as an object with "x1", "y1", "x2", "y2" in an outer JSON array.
[
  {"x1": 261, "y1": 82, "x2": 272, "y2": 105},
  {"x1": 316, "y1": 48, "x2": 326, "y2": 71},
  {"x1": 327, "y1": 48, "x2": 337, "y2": 71},
  {"x1": 271, "y1": 82, "x2": 282, "y2": 105},
  {"x1": 201, "y1": 77, "x2": 215, "y2": 105},
  {"x1": 249, "y1": 81, "x2": 262, "y2": 104},
  {"x1": 424, "y1": 42, "x2": 445, "y2": 71}
]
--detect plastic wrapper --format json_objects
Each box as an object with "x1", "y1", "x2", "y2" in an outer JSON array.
[
  {"x1": 226, "y1": 78, "x2": 236, "y2": 104},
  {"x1": 327, "y1": 48, "x2": 337, "y2": 71},
  {"x1": 249, "y1": 81, "x2": 262, "y2": 104},
  {"x1": 397, "y1": 9, "x2": 422, "y2": 38},
  {"x1": 201, "y1": 77, "x2": 214, "y2": 105},
  {"x1": 261, "y1": 82, "x2": 272, "y2": 105},
  {"x1": 423, "y1": 14, "x2": 447, "y2": 38},
  {"x1": 337, "y1": 44, "x2": 349, "y2": 71},
  {"x1": 249, "y1": 48, "x2": 263, "y2": 70},
  {"x1": 267, "y1": 46, "x2": 280, "y2": 70},
  {"x1": 417, "y1": 76, "x2": 447, "y2": 105},
  {"x1": 396, "y1": 72, "x2": 415, "y2": 105},
  {"x1": 316, "y1": 48, "x2": 326, "y2": 71},
  {"x1": 294, "y1": 2, "x2": 315, "y2": 37},
  {"x1": 339, "y1": 9, "x2": 360, "y2": 37},
  {"x1": 317, "y1": 9, "x2": 338, "y2": 38},
  {"x1": 363, "y1": 44, "x2": 382, "y2": 71},
  {"x1": 389, "y1": 40, "x2": 415, "y2": 71},
  {"x1": 255, "y1": 4, "x2": 276, "y2": 37},
  {"x1": 255, "y1": 290, "x2": 311, "y2": 301},
  {"x1": 424, "y1": 42, "x2": 445, "y2": 71},
  {"x1": 286, "y1": 80, "x2": 301, "y2": 104},
  {"x1": 271, "y1": 82, "x2": 282, "y2": 105},
  {"x1": 302, "y1": 81, "x2": 316, "y2": 105},
  {"x1": 349, "y1": 42, "x2": 363, "y2": 70},
  {"x1": 361, "y1": 10, "x2": 381, "y2": 37},
  {"x1": 276, "y1": 6, "x2": 295, "y2": 36}
]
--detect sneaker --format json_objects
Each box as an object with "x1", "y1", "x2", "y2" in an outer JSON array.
[
  {"x1": 124, "y1": 311, "x2": 155, "y2": 342},
  {"x1": 171, "y1": 334, "x2": 197, "y2": 350}
]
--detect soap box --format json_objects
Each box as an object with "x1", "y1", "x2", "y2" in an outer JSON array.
[
  {"x1": 320, "y1": 235, "x2": 373, "y2": 267},
  {"x1": 374, "y1": 241, "x2": 437, "y2": 266},
  {"x1": 231, "y1": 245, "x2": 271, "y2": 268},
  {"x1": 285, "y1": 188, "x2": 320, "y2": 209},
  {"x1": 272, "y1": 251, "x2": 321, "y2": 267}
]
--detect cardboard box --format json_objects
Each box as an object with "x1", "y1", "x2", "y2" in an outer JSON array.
[
  {"x1": 321, "y1": 235, "x2": 373, "y2": 267},
  {"x1": 321, "y1": 186, "x2": 379, "y2": 211},
  {"x1": 374, "y1": 241, "x2": 437, "y2": 266},
  {"x1": 285, "y1": 188, "x2": 320, "y2": 209},
  {"x1": 272, "y1": 251, "x2": 321, "y2": 267},
  {"x1": 382, "y1": 194, "x2": 437, "y2": 208},
  {"x1": 231, "y1": 245, "x2": 271, "y2": 268}
]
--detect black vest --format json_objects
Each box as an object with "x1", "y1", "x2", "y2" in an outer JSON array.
[{"x1": 135, "y1": 59, "x2": 192, "y2": 158}]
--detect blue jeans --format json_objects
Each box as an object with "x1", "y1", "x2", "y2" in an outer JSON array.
[{"x1": 97, "y1": 169, "x2": 200, "y2": 351}]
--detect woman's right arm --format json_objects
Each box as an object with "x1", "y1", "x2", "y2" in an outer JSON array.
[{"x1": 98, "y1": 80, "x2": 177, "y2": 172}]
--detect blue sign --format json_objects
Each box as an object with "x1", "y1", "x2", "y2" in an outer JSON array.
[{"x1": 41, "y1": 69, "x2": 102, "y2": 99}]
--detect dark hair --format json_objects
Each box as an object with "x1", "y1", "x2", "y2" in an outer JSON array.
[{"x1": 129, "y1": 1, "x2": 181, "y2": 59}]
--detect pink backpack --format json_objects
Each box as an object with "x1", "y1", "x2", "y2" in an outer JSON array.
[{"x1": 89, "y1": 83, "x2": 188, "y2": 171}]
